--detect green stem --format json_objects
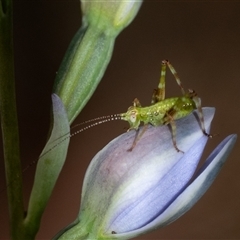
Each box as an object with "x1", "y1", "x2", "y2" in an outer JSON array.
[{"x1": 0, "y1": 0, "x2": 25, "y2": 238}]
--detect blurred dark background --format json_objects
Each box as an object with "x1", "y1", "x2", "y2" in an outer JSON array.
[{"x1": 1, "y1": 1, "x2": 240, "y2": 239}]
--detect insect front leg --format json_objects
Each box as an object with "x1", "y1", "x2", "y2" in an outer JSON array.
[{"x1": 128, "y1": 124, "x2": 148, "y2": 152}]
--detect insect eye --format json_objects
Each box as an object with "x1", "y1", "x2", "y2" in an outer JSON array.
[{"x1": 130, "y1": 111, "x2": 137, "y2": 122}]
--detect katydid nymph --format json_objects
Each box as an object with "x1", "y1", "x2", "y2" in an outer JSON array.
[{"x1": 68, "y1": 59, "x2": 212, "y2": 153}]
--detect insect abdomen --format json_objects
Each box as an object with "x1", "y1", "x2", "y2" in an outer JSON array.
[
  {"x1": 172, "y1": 96, "x2": 196, "y2": 120},
  {"x1": 139, "y1": 98, "x2": 179, "y2": 126}
]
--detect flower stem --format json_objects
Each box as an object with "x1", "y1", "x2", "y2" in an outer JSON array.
[{"x1": 0, "y1": 0, "x2": 25, "y2": 238}]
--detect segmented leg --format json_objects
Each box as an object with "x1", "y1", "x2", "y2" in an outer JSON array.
[
  {"x1": 164, "y1": 60, "x2": 185, "y2": 95},
  {"x1": 127, "y1": 98, "x2": 144, "y2": 151},
  {"x1": 128, "y1": 124, "x2": 148, "y2": 152},
  {"x1": 151, "y1": 60, "x2": 188, "y2": 152},
  {"x1": 164, "y1": 110, "x2": 184, "y2": 153},
  {"x1": 151, "y1": 60, "x2": 186, "y2": 105},
  {"x1": 169, "y1": 118, "x2": 184, "y2": 153},
  {"x1": 192, "y1": 96, "x2": 213, "y2": 138},
  {"x1": 151, "y1": 61, "x2": 167, "y2": 104}
]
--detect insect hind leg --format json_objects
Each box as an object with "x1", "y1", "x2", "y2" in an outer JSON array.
[
  {"x1": 163, "y1": 60, "x2": 185, "y2": 95},
  {"x1": 152, "y1": 60, "x2": 186, "y2": 104},
  {"x1": 151, "y1": 61, "x2": 167, "y2": 104},
  {"x1": 192, "y1": 96, "x2": 213, "y2": 138}
]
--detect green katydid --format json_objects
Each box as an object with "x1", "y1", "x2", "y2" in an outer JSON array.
[{"x1": 69, "y1": 59, "x2": 212, "y2": 153}]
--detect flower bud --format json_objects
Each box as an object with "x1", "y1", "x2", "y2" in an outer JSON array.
[
  {"x1": 55, "y1": 107, "x2": 236, "y2": 239},
  {"x1": 81, "y1": 0, "x2": 143, "y2": 36},
  {"x1": 54, "y1": 0, "x2": 143, "y2": 123}
]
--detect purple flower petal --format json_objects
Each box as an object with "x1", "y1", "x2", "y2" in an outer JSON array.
[
  {"x1": 55, "y1": 107, "x2": 236, "y2": 240},
  {"x1": 114, "y1": 134, "x2": 237, "y2": 239},
  {"x1": 79, "y1": 108, "x2": 214, "y2": 236}
]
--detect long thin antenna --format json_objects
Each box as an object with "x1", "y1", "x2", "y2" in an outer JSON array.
[
  {"x1": 0, "y1": 114, "x2": 123, "y2": 195},
  {"x1": 49, "y1": 113, "x2": 123, "y2": 146},
  {"x1": 71, "y1": 114, "x2": 122, "y2": 130},
  {"x1": 32, "y1": 114, "x2": 123, "y2": 171}
]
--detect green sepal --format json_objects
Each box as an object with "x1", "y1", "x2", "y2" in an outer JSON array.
[
  {"x1": 23, "y1": 94, "x2": 70, "y2": 238},
  {"x1": 53, "y1": 25, "x2": 115, "y2": 124}
]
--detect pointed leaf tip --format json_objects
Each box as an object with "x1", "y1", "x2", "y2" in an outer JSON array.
[{"x1": 25, "y1": 94, "x2": 70, "y2": 232}]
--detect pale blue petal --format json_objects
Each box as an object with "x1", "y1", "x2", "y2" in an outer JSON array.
[
  {"x1": 114, "y1": 134, "x2": 237, "y2": 239},
  {"x1": 79, "y1": 108, "x2": 215, "y2": 236},
  {"x1": 103, "y1": 108, "x2": 214, "y2": 234},
  {"x1": 107, "y1": 134, "x2": 208, "y2": 233}
]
